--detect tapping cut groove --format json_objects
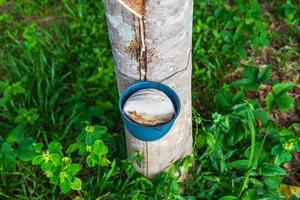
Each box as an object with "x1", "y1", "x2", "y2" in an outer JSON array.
[
  {"x1": 138, "y1": 17, "x2": 147, "y2": 80},
  {"x1": 118, "y1": 0, "x2": 147, "y2": 80},
  {"x1": 117, "y1": 0, "x2": 145, "y2": 19}
]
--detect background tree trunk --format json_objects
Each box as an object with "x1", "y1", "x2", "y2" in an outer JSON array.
[{"x1": 104, "y1": 0, "x2": 193, "y2": 178}]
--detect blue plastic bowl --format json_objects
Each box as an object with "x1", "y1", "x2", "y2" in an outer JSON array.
[{"x1": 119, "y1": 81, "x2": 181, "y2": 142}]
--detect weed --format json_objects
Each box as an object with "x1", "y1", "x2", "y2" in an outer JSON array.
[{"x1": 0, "y1": 0, "x2": 299, "y2": 199}]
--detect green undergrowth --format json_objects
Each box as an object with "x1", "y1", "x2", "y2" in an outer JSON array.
[{"x1": 0, "y1": 0, "x2": 299, "y2": 199}]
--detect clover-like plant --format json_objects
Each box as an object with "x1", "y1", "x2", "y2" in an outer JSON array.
[
  {"x1": 0, "y1": 124, "x2": 35, "y2": 171},
  {"x1": 271, "y1": 128, "x2": 300, "y2": 166},
  {"x1": 67, "y1": 125, "x2": 109, "y2": 167},
  {"x1": 266, "y1": 82, "x2": 295, "y2": 113},
  {"x1": 231, "y1": 65, "x2": 271, "y2": 90},
  {"x1": 31, "y1": 142, "x2": 82, "y2": 193}
]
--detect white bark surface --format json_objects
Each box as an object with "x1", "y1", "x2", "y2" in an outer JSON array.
[{"x1": 104, "y1": 0, "x2": 193, "y2": 177}]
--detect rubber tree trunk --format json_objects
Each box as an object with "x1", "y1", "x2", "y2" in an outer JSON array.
[{"x1": 104, "y1": 0, "x2": 193, "y2": 178}]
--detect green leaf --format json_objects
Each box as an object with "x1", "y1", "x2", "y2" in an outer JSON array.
[
  {"x1": 237, "y1": 47, "x2": 247, "y2": 58},
  {"x1": 245, "y1": 17, "x2": 255, "y2": 25},
  {"x1": 92, "y1": 140, "x2": 108, "y2": 155},
  {"x1": 258, "y1": 65, "x2": 271, "y2": 83},
  {"x1": 60, "y1": 180, "x2": 71, "y2": 193},
  {"x1": 94, "y1": 125, "x2": 107, "y2": 137},
  {"x1": 31, "y1": 113, "x2": 39, "y2": 123},
  {"x1": 224, "y1": 150, "x2": 236, "y2": 160},
  {"x1": 86, "y1": 155, "x2": 97, "y2": 167},
  {"x1": 266, "y1": 93, "x2": 275, "y2": 113},
  {"x1": 62, "y1": 157, "x2": 72, "y2": 165},
  {"x1": 11, "y1": 82, "x2": 25, "y2": 95},
  {"x1": 182, "y1": 156, "x2": 193, "y2": 171},
  {"x1": 232, "y1": 91, "x2": 245, "y2": 103},
  {"x1": 243, "y1": 66, "x2": 259, "y2": 80},
  {"x1": 32, "y1": 155, "x2": 44, "y2": 165},
  {"x1": 67, "y1": 143, "x2": 80, "y2": 153},
  {"x1": 14, "y1": 137, "x2": 35, "y2": 161},
  {"x1": 249, "y1": 178, "x2": 264, "y2": 188},
  {"x1": 271, "y1": 145, "x2": 283, "y2": 155},
  {"x1": 279, "y1": 128, "x2": 295, "y2": 139},
  {"x1": 214, "y1": 87, "x2": 234, "y2": 110},
  {"x1": 0, "y1": 80, "x2": 9, "y2": 91},
  {"x1": 260, "y1": 164, "x2": 286, "y2": 177},
  {"x1": 85, "y1": 134, "x2": 94, "y2": 146},
  {"x1": 263, "y1": 177, "x2": 282, "y2": 190},
  {"x1": 100, "y1": 157, "x2": 110, "y2": 166},
  {"x1": 275, "y1": 94, "x2": 294, "y2": 112},
  {"x1": 64, "y1": 164, "x2": 80, "y2": 176},
  {"x1": 48, "y1": 142, "x2": 62, "y2": 153},
  {"x1": 273, "y1": 82, "x2": 295, "y2": 96},
  {"x1": 79, "y1": 145, "x2": 86, "y2": 155},
  {"x1": 41, "y1": 162, "x2": 51, "y2": 171},
  {"x1": 196, "y1": 134, "x2": 206, "y2": 149},
  {"x1": 0, "y1": 143, "x2": 17, "y2": 169},
  {"x1": 248, "y1": 99, "x2": 260, "y2": 108},
  {"x1": 230, "y1": 160, "x2": 249, "y2": 170},
  {"x1": 255, "y1": 109, "x2": 269, "y2": 126},
  {"x1": 50, "y1": 175, "x2": 59, "y2": 185},
  {"x1": 231, "y1": 79, "x2": 258, "y2": 90},
  {"x1": 242, "y1": 189, "x2": 257, "y2": 200},
  {"x1": 275, "y1": 152, "x2": 292, "y2": 165},
  {"x1": 30, "y1": 143, "x2": 43, "y2": 153},
  {"x1": 222, "y1": 30, "x2": 232, "y2": 42},
  {"x1": 219, "y1": 196, "x2": 237, "y2": 200},
  {"x1": 292, "y1": 123, "x2": 300, "y2": 132},
  {"x1": 71, "y1": 177, "x2": 82, "y2": 190},
  {"x1": 50, "y1": 153, "x2": 62, "y2": 166},
  {"x1": 6, "y1": 124, "x2": 26, "y2": 144},
  {"x1": 205, "y1": 133, "x2": 216, "y2": 149}
]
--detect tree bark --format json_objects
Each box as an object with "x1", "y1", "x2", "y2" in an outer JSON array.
[{"x1": 104, "y1": 0, "x2": 193, "y2": 178}]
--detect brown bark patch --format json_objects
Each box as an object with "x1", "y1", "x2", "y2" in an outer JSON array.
[
  {"x1": 147, "y1": 48, "x2": 158, "y2": 64},
  {"x1": 126, "y1": 38, "x2": 140, "y2": 60}
]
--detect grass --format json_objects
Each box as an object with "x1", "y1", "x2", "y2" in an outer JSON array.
[{"x1": 0, "y1": 0, "x2": 300, "y2": 199}]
